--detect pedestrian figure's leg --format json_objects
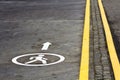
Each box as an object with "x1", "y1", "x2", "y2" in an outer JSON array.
[
  {"x1": 25, "y1": 60, "x2": 37, "y2": 64},
  {"x1": 41, "y1": 60, "x2": 47, "y2": 64}
]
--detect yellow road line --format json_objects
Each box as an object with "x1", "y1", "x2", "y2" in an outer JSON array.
[
  {"x1": 98, "y1": 0, "x2": 120, "y2": 80},
  {"x1": 79, "y1": 0, "x2": 90, "y2": 79}
]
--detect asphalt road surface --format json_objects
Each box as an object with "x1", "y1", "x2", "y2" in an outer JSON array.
[
  {"x1": 0, "y1": 0, "x2": 85, "y2": 80},
  {"x1": 103, "y1": 0, "x2": 120, "y2": 61}
]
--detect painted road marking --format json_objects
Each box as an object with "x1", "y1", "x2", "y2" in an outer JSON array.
[
  {"x1": 41, "y1": 42, "x2": 52, "y2": 50},
  {"x1": 98, "y1": 0, "x2": 120, "y2": 80},
  {"x1": 12, "y1": 53, "x2": 65, "y2": 66},
  {"x1": 79, "y1": 0, "x2": 90, "y2": 79}
]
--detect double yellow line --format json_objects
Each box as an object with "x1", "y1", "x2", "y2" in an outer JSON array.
[{"x1": 79, "y1": 0, "x2": 120, "y2": 80}]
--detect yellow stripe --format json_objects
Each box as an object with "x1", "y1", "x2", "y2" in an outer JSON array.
[
  {"x1": 79, "y1": 0, "x2": 90, "y2": 79},
  {"x1": 98, "y1": 0, "x2": 120, "y2": 80}
]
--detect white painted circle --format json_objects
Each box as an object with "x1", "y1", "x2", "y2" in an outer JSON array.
[{"x1": 12, "y1": 53, "x2": 65, "y2": 66}]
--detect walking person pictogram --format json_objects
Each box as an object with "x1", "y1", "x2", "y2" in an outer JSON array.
[
  {"x1": 12, "y1": 53, "x2": 65, "y2": 66},
  {"x1": 25, "y1": 54, "x2": 48, "y2": 64}
]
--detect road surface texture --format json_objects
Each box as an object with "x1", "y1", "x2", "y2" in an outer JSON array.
[
  {"x1": 0, "y1": 0, "x2": 117, "y2": 80},
  {"x1": 0, "y1": 0, "x2": 85, "y2": 80},
  {"x1": 90, "y1": 0, "x2": 114, "y2": 79},
  {"x1": 103, "y1": 0, "x2": 120, "y2": 61}
]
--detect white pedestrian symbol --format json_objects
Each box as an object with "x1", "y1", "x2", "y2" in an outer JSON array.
[
  {"x1": 12, "y1": 42, "x2": 65, "y2": 66},
  {"x1": 25, "y1": 54, "x2": 48, "y2": 64},
  {"x1": 12, "y1": 53, "x2": 65, "y2": 66}
]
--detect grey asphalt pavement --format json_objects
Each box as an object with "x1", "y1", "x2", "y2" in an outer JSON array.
[
  {"x1": 103, "y1": 0, "x2": 120, "y2": 61},
  {"x1": 0, "y1": 0, "x2": 85, "y2": 80}
]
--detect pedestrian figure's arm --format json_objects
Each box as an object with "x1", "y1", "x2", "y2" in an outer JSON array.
[
  {"x1": 42, "y1": 58, "x2": 48, "y2": 60},
  {"x1": 29, "y1": 56, "x2": 36, "y2": 60}
]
